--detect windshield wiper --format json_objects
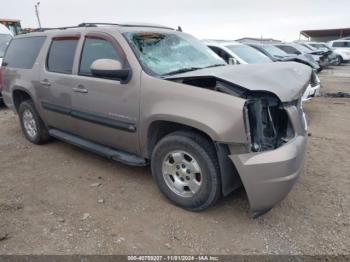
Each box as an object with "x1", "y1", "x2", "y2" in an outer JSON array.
[
  {"x1": 162, "y1": 67, "x2": 203, "y2": 76},
  {"x1": 203, "y1": 64, "x2": 226, "y2": 68},
  {"x1": 163, "y1": 64, "x2": 226, "y2": 77}
]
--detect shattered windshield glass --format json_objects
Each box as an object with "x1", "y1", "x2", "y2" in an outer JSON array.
[{"x1": 123, "y1": 31, "x2": 225, "y2": 76}]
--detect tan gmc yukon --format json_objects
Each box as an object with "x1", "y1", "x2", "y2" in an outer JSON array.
[{"x1": 1, "y1": 23, "x2": 310, "y2": 217}]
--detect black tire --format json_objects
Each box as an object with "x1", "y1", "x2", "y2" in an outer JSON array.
[
  {"x1": 18, "y1": 100, "x2": 50, "y2": 144},
  {"x1": 151, "y1": 131, "x2": 221, "y2": 211}
]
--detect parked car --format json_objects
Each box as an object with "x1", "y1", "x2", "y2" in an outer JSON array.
[
  {"x1": 209, "y1": 41, "x2": 319, "y2": 101},
  {"x1": 1, "y1": 23, "x2": 310, "y2": 217},
  {"x1": 248, "y1": 43, "x2": 320, "y2": 70},
  {"x1": 328, "y1": 40, "x2": 350, "y2": 63},
  {"x1": 205, "y1": 40, "x2": 273, "y2": 64},
  {"x1": 0, "y1": 24, "x2": 13, "y2": 104},
  {"x1": 298, "y1": 42, "x2": 338, "y2": 67},
  {"x1": 306, "y1": 42, "x2": 342, "y2": 66},
  {"x1": 274, "y1": 43, "x2": 322, "y2": 71}
]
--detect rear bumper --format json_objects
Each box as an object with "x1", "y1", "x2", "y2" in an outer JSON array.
[{"x1": 229, "y1": 135, "x2": 307, "y2": 217}]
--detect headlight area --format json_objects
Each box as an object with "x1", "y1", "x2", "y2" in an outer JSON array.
[{"x1": 244, "y1": 92, "x2": 295, "y2": 152}]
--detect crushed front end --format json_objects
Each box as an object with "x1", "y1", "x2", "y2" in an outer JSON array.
[{"x1": 230, "y1": 93, "x2": 308, "y2": 217}]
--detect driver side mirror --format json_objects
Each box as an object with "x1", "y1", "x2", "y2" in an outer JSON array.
[
  {"x1": 91, "y1": 59, "x2": 130, "y2": 82},
  {"x1": 228, "y1": 57, "x2": 239, "y2": 65}
]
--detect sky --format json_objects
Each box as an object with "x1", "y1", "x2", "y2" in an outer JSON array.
[{"x1": 1, "y1": 0, "x2": 349, "y2": 41}]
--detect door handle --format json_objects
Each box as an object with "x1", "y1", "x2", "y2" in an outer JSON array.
[
  {"x1": 73, "y1": 85, "x2": 88, "y2": 93},
  {"x1": 40, "y1": 79, "x2": 51, "y2": 87}
]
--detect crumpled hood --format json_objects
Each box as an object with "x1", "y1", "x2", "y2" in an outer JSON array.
[
  {"x1": 166, "y1": 62, "x2": 312, "y2": 102},
  {"x1": 279, "y1": 55, "x2": 320, "y2": 71}
]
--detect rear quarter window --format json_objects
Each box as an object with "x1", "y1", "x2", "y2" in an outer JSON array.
[{"x1": 3, "y1": 36, "x2": 46, "y2": 69}]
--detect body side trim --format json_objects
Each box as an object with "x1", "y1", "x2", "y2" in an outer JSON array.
[{"x1": 41, "y1": 101, "x2": 136, "y2": 132}]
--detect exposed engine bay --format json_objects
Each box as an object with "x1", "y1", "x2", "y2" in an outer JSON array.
[{"x1": 169, "y1": 76, "x2": 295, "y2": 152}]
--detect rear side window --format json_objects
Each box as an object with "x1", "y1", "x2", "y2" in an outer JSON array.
[
  {"x1": 47, "y1": 38, "x2": 79, "y2": 74},
  {"x1": 79, "y1": 38, "x2": 121, "y2": 76},
  {"x1": 3, "y1": 36, "x2": 46, "y2": 69}
]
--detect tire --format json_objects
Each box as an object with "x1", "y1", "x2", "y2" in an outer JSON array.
[
  {"x1": 335, "y1": 56, "x2": 343, "y2": 66},
  {"x1": 18, "y1": 100, "x2": 50, "y2": 144},
  {"x1": 151, "y1": 131, "x2": 221, "y2": 211}
]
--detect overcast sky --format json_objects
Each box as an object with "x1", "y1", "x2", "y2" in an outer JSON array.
[{"x1": 1, "y1": 0, "x2": 349, "y2": 41}]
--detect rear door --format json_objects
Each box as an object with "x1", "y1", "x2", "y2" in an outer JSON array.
[
  {"x1": 38, "y1": 34, "x2": 80, "y2": 133},
  {"x1": 71, "y1": 32, "x2": 140, "y2": 154}
]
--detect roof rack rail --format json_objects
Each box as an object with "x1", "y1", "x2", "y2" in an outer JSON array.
[
  {"x1": 21, "y1": 23, "x2": 176, "y2": 34},
  {"x1": 78, "y1": 22, "x2": 175, "y2": 30},
  {"x1": 24, "y1": 25, "x2": 86, "y2": 33}
]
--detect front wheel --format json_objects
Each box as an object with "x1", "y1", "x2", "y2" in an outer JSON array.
[
  {"x1": 151, "y1": 131, "x2": 221, "y2": 211},
  {"x1": 335, "y1": 55, "x2": 343, "y2": 66}
]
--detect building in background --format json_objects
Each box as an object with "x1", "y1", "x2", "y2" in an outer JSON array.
[
  {"x1": 236, "y1": 37, "x2": 282, "y2": 44},
  {"x1": 300, "y1": 28, "x2": 350, "y2": 42},
  {"x1": 0, "y1": 18, "x2": 22, "y2": 35}
]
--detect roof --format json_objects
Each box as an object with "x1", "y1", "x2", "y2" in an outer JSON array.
[{"x1": 301, "y1": 28, "x2": 350, "y2": 38}]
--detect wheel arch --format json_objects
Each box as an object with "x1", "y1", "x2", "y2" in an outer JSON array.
[
  {"x1": 144, "y1": 119, "x2": 242, "y2": 197},
  {"x1": 12, "y1": 87, "x2": 34, "y2": 113}
]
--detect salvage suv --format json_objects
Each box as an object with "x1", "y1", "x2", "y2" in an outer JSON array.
[{"x1": 1, "y1": 23, "x2": 310, "y2": 217}]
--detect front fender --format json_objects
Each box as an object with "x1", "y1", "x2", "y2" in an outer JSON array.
[{"x1": 139, "y1": 72, "x2": 248, "y2": 156}]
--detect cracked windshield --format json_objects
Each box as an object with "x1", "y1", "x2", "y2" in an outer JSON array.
[{"x1": 124, "y1": 31, "x2": 225, "y2": 76}]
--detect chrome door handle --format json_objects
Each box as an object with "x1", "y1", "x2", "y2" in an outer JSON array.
[
  {"x1": 73, "y1": 86, "x2": 88, "y2": 93},
  {"x1": 40, "y1": 80, "x2": 51, "y2": 86}
]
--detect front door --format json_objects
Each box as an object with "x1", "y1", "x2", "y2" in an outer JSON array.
[{"x1": 72, "y1": 32, "x2": 140, "y2": 154}]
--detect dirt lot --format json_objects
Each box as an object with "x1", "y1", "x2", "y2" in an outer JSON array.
[{"x1": 0, "y1": 65, "x2": 349, "y2": 255}]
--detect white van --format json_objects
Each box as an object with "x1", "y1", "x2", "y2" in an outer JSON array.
[{"x1": 328, "y1": 40, "x2": 350, "y2": 63}]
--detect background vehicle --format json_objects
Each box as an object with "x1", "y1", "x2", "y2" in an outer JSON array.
[
  {"x1": 274, "y1": 43, "x2": 322, "y2": 71},
  {"x1": 306, "y1": 42, "x2": 342, "y2": 65},
  {"x1": 2, "y1": 24, "x2": 310, "y2": 216},
  {"x1": 0, "y1": 19, "x2": 22, "y2": 35},
  {"x1": 0, "y1": 24, "x2": 13, "y2": 104},
  {"x1": 249, "y1": 43, "x2": 320, "y2": 70},
  {"x1": 208, "y1": 41, "x2": 320, "y2": 101},
  {"x1": 298, "y1": 42, "x2": 338, "y2": 67},
  {"x1": 205, "y1": 40, "x2": 272, "y2": 64},
  {"x1": 328, "y1": 40, "x2": 350, "y2": 63}
]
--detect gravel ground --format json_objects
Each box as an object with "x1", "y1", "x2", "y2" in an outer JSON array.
[{"x1": 0, "y1": 65, "x2": 349, "y2": 255}]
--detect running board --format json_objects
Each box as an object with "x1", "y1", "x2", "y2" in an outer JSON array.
[{"x1": 48, "y1": 129, "x2": 147, "y2": 166}]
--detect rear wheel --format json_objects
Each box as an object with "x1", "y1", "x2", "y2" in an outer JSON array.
[
  {"x1": 18, "y1": 100, "x2": 50, "y2": 144},
  {"x1": 151, "y1": 131, "x2": 221, "y2": 211}
]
